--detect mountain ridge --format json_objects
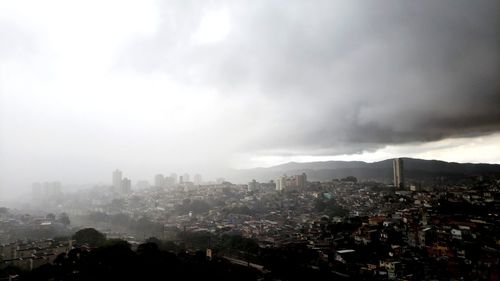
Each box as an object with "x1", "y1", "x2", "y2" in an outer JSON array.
[{"x1": 228, "y1": 158, "x2": 500, "y2": 183}]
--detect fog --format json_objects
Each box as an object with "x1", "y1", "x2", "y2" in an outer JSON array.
[{"x1": 0, "y1": 0, "x2": 498, "y2": 197}]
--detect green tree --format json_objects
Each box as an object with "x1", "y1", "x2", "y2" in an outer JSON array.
[{"x1": 72, "y1": 228, "x2": 106, "y2": 247}]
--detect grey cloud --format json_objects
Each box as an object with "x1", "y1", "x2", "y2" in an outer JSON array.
[{"x1": 118, "y1": 0, "x2": 499, "y2": 155}]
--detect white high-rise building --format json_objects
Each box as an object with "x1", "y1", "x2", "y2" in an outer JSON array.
[
  {"x1": 276, "y1": 175, "x2": 286, "y2": 191},
  {"x1": 248, "y1": 179, "x2": 259, "y2": 191},
  {"x1": 32, "y1": 182, "x2": 62, "y2": 200},
  {"x1": 170, "y1": 173, "x2": 178, "y2": 184},
  {"x1": 155, "y1": 174, "x2": 165, "y2": 187},
  {"x1": 113, "y1": 170, "x2": 122, "y2": 190},
  {"x1": 32, "y1": 182, "x2": 42, "y2": 199},
  {"x1": 194, "y1": 174, "x2": 202, "y2": 185},
  {"x1": 164, "y1": 176, "x2": 175, "y2": 187},
  {"x1": 183, "y1": 173, "x2": 190, "y2": 183},
  {"x1": 393, "y1": 158, "x2": 405, "y2": 190},
  {"x1": 136, "y1": 180, "x2": 150, "y2": 189},
  {"x1": 122, "y1": 178, "x2": 132, "y2": 193}
]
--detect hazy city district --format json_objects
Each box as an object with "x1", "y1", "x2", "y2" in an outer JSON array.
[{"x1": 0, "y1": 158, "x2": 498, "y2": 280}]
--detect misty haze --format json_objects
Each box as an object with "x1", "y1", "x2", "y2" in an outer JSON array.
[{"x1": 0, "y1": 1, "x2": 498, "y2": 280}]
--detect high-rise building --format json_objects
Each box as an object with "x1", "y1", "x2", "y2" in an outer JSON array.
[
  {"x1": 113, "y1": 170, "x2": 122, "y2": 190},
  {"x1": 170, "y1": 173, "x2": 178, "y2": 184},
  {"x1": 122, "y1": 177, "x2": 132, "y2": 193},
  {"x1": 136, "y1": 180, "x2": 150, "y2": 189},
  {"x1": 194, "y1": 174, "x2": 202, "y2": 185},
  {"x1": 50, "y1": 181, "x2": 62, "y2": 195},
  {"x1": 248, "y1": 179, "x2": 259, "y2": 191},
  {"x1": 32, "y1": 182, "x2": 42, "y2": 199},
  {"x1": 276, "y1": 175, "x2": 286, "y2": 191},
  {"x1": 183, "y1": 173, "x2": 190, "y2": 183},
  {"x1": 164, "y1": 176, "x2": 175, "y2": 187},
  {"x1": 33, "y1": 181, "x2": 62, "y2": 199},
  {"x1": 154, "y1": 174, "x2": 165, "y2": 188},
  {"x1": 393, "y1": 158, "x2": 405, "y2": 189},
  {"x1": 294, "y1": 173, "x2": 307, "y2": 189}
]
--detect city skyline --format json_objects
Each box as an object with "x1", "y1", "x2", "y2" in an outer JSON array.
[
  {"x1": 0, "y1": 1, "x2": 498, "y2": 197},
  {"x1": 22, "y1": 156, "x2": 500, "y2": 194}
]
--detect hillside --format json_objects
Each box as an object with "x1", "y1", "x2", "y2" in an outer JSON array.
[{"x1": 228, "y1": 158, "x2": 500, "y2": 184}]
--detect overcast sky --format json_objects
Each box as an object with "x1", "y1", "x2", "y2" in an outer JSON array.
[{"x1": 0, "y1": 0, "x2": 499, "y2": 196}]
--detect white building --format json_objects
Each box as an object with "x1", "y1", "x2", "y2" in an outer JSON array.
[
  {"x1": 112, "y1": 170, "x2": 122, "y2": 190},
  {"x1": 154, "y1": 174, "x2": 165, "y2": 188},
  {"x1": 194, "y1": 174, "x2": 202, "y2": 185},
  {"x1": 136, "y1": 180, "x2": 150, "y2": 189},
  {"x1": 182, "y1": 173, "x2": 190, "y2": 183},
  {"x1": 122, "y1": 178, "x2": 131, "y2": 193},
  {"x1": 393, "y1": 158, "x2": 405, "y2": 189},
  {"x1": 170, "y1": 173, "x2": 178, "y2": 184},
  {"x1": 248, "y1": 179, "x2": 259, "y2": 191},
  {"x1": 164, "y1": 176, "x2": 175, "y2": 187},
  {"x1": 276, "y1": 176, "x2": 286, "y2": 191}
]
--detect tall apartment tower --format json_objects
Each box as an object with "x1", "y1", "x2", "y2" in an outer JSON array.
[
  {"x1": 183, "y1": 173, "x2": 190, "y2": 183},
  {"x1": 248, "y1": 179, "x2": 259, "y2": 192},
  {"x1": 155, "y1": 174, "x2": 165, "y2": 188},
  {"x1": 393, "y1": 158, "x2": 404, "y2": 189},
  {"x1": 276, "y1": 175, "x2": 287, "y2": 191},
  {"x1": 112, "y1": 169, "x2": 123, "y2": 190},
  {"x1": 170, "y1": 173, "x2": 178, "y2": 184},
  {"x1": 294, "y1": 173, "x2": 307, "y2": 189},
  {"x1": 194, "y1": 174, "x2": 202, "y2": 185},
  {"x1": 122, "y1": 177, "x2": 132, "y2": 193}
]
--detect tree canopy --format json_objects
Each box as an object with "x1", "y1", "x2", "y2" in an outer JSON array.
[{"x1": 72, "y1": 228, "x2": 106, "y2": 247}]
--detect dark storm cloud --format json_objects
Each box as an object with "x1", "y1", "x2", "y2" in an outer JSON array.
[{"x1": 120, "y1": 0, "x2": 500, "y2": 155}]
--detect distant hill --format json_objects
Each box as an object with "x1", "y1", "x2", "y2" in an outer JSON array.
[{"x1": 227, "y1": 158, "x2": 500, "y2": 184}]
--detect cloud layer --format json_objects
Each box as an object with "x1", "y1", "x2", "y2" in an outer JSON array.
[
  {"x1": 0, "y1": 0, "x2": 498, "y2": 193},
  {"x1": 120, "y1": 0, "x2": 499, "y2": 152}
]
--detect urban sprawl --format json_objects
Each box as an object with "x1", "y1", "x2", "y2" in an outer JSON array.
[{"x1": 1, "y1": 158, "x2": 499, "y2": 280}]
